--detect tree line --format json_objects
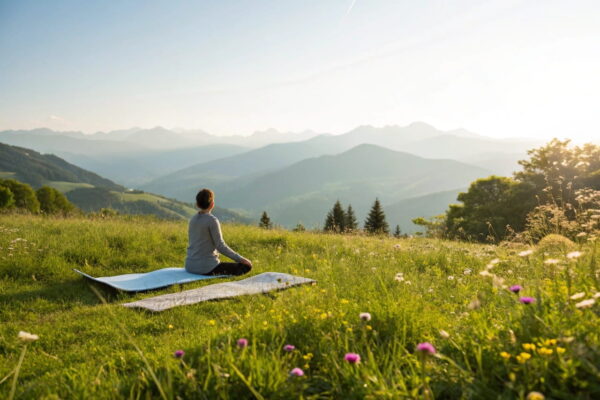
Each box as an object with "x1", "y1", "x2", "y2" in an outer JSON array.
[
  {"x1": 259, "y1": 199, "x2": 404, "y2": 236},
  {"x1": 0, "y1": 178, "x2": 76, "y2": 215}
]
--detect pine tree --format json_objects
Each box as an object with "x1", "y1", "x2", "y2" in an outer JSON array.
[
  {"x1": 364, "y1": 198, "x2": 389, "y2": 234},
  {"x1": 259, "y1": 211, "x2": 272, "y2": 229},
  {"x1": 345, "y1": 204, "x2": 358, "y2": 232},
  {"x1": 394, "y1": 224, "x2": 402, "y2": 238},
  {"x1": 324, "y1": 200, "x2": 346, "y2": 233}
]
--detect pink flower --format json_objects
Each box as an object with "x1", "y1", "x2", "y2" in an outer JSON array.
[
  {"x1": 416, "y1": 342, "x2": 436, "y2": 355},
  {"x1": 289, "y1": 367, "x2": 304, "y2": 377},
  {"x1": 509, "y1": 285, "x2": 523, "y2": 293},
  {"x1": 174, "y1": 350, "x2": 185, "y2": 358},
  {"x1": 519, "y1": 297, "x2": 536, "y2": 305},
  {"x1": 237, "y1": 338, "x2": 248, "y2": 348},
  {"x1": 283, "y1": 344, "x2": 295, "y2": 352},
  {"x1": 344, "y1": 353, "x2": 361, "y2": 364},
  {"x1": 359, "y1": 312, "x2": 372, "y2": 321}
]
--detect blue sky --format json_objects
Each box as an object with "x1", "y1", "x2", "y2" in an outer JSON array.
[{"x1": 1, "y1": 0, "x2": 599, "y2": 141}]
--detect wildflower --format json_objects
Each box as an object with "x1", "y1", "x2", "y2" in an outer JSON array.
[
  {"x1": 447, "y1": 275, "x2": 455, "y2": 281},
  {"x1": 208, "y1": 319, "x2": 216, "y2": 326},
  {"x1": 500, "y1": 351, "x2": 511, "y2": 360},
  {"x1": 289, "y1": 367, "x2": 304, "y2": 377},
  {"x1": 416, "y1": 342, "x2": 436, "y2": 355},
  {"x1": 543, "y1": 339, "x2": 557, "y2": 346},
  {"x1": 544, "y1": 259, "x2": 559, "y2": 265},
  {"x1": 593, "y1": 292, "x2": 600, "y2": 299},
  {"x1": 18, "y1": 331, "x2": 39, "y2": 342},
  {"x1": 237, "y1": 338, "x2": 248, "y2": 348},
  {"x1": 575, "y1": 298, "x2": 595, "y2": 309},
  {"x1": 576, "y1": 232, "x2": 587, "y2": 237},
  {"x1": 570, "y1": 292, "x2": 585, "y2": 300},
  {"x1": 168, "y1": 324, "x2": 174, "y2": 329},
  {"x1": 340, "y1": 299, "x2": 350, "y2": 305},
  {"x1": 359, "y1": 312, "x2": 371, "y2": 321},
  {"x1": 516, "y1": 352, "x2": 531, "y2": 363},
  {"x1": 479, "y1": 270, "x2": 493, "y2": 277},
  {"x1": 566, "y1": 251, "x2": 582, "y2": 259},
  {"x1": 439, "y1": 329, "x2": 450, "y2": 339},
  {"x1": 303, "y1": 353, "x2": 313, "y2": 361},
  {"x1": 556, "y1": 347, "x2": 566, "y2": 354},
  {"x1": 522, "y1": 343, "x2": 536, "y2": 351},
  {"x1": 344, "y1": 353, "x2": 361, "y2": 364},
  {"x1": 538, "y1": 347, "x2": 553, "y2": 355},
  {"x1": 404, "y1": 280, "x2": 412, "y2": 285},
  {"x1": 393, "y1": 244, "x2": 401, "y2": 249},
  {"x1": 527, "y1": 392, "x2": 545, "y2": 400},
  {"x1": 463, "y1": 268, "x2": 472, "y2": 275},
  {"x1": 519, "y1": 297, "x2": 536, "y2": 305},
  {"x1": 174, "y1": 350, "x2": 185, "y2": 358},
  {"x1": 519, "y1": 249, "x2": 533, "y2": 257},
  {"x1": 394, "y1": 273, "x2": 404, "y2": 282},
  {"x1": 283, "y1": 344, "x2": 295, "y2": 352},
  {"x1": 509, "y1": 285, "x2": 522, "y2": 293}
]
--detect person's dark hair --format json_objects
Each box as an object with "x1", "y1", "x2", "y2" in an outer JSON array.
[{"x1": 196, "y1": 188, "x2": 214, "y2": 210}]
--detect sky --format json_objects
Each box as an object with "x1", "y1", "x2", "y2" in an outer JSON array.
[{"x1": 1, "y1": 0, "x2": 599, "y2": 141}]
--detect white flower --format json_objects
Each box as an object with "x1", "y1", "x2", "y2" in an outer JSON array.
[
  {"x1": 18, "y1": 331, "x2": 39, "y2": 342},
  {"x1": 394, "y1": 273, "x2": 404, "y2": 282},
  {"x1": 544, "y1": 259, "x2": 560, "y2": 265},
  {"x1": 519, "y1": 250, "x2": 533, "y2": 257},
  {"x1": 576, "y1": 232, "x2": 587, "y2": 237},
  {"x1": 463, "y1": 268, "x2": 472, "y2": 275},
  {"x1": 570, "y1": 292, "x2": 585, "y2": 300},
  {"x1": 566, "y1": 251, "x2": 582, "y2": 259},
  {"x1": 479, "y1": 270, "x2": 493, "y2": 277},
  {"x1": 575, "y1": 299, "x2": 595, "y2": 309},
  {"x1": 404, "y1": 280, "x2": 412, "y2": 285},
  {"x1": 593, "y1": 292, "x2": 600, "y2": 299},
  {"x1": 439, "y1": 329, "x2": 450, "y2": 339},
  {"x1": 490, "y1": 258, "x2": 500, "y2": 265},
  {"x1": 468, "y1": 298, "x2": 481, "y2": 310},
  {"x1": 359, "y1": 312, "x2": 372, "y2": 321},
  {"x1": 447, "y1": 275, "x2": 455, "y2": 281}
]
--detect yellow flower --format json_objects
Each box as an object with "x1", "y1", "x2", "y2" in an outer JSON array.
[
  {"x1": 538, "y1": 347, "x2": 553, "y2": 355},
  {"x1": 168, "y1": 324, "x2": 174, "y2": 329},
  {"x1": 340, "y1": 299, "x2": 350, "y2": 305},
  {"x1": 208, "y1": 320, "x2": 216, "y2": 326},
  {"x1": 544, "y1": 339, "x2": 557, "y2": 346},
  {"x1": 516, "y1": 352, "x2": 531, "y2": 364},
  {"x1": 526, "y1": 391, "x2": 545, "y2": 400},
  {"x1": 556, "y1": 347, "x2": 566, "y2": 354},
  {"x1": 262, "y1": 321, "x2": 268, "y2": 326},
  {"x1": 500, "y1": 351, "x2": 511, "y2": 360},
  {"x1": 366, "y1": 325, "x2": 373, "y2": 331},
  {"x1": 303, "y1": 353, "x2": 313, "y2": 361},
  {"x1": 522, "y1": 343, "x2": 536, "y2": 351},
  {"x1": 319, "y1": 312, "x2": 328, "y2": 320}
]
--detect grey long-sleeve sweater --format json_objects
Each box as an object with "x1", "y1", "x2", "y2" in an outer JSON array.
[{"x1": 184, "y1": 212, "x2": 243, "y2": 274}]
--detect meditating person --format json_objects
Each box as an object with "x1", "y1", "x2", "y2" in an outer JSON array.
[{"x1": 185, "y1": 188, "x2": 252, "y2": 276}]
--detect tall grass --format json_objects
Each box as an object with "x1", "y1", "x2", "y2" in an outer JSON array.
[{"x1": 0, "y1": 214, "x2": 598, "y2": 398}]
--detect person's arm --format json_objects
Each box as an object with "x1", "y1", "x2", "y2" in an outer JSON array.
[{"x1": 208, "y1": 216, "x2": 244, "y2": 262}]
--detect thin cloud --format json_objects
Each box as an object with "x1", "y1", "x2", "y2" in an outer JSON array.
[{"x1": 345, "y1": 0, "x2": 358, "y2": 16}]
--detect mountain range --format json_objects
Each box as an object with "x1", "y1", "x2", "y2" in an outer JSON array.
[{"x1": 0, "y1": 123, "x2": 544, "y2": 232}]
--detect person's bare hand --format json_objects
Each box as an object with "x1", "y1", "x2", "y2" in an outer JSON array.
[{"x1": 240, "y1": 258, "x2": 252, "y2": 267}]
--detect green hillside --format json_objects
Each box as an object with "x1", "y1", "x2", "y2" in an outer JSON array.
[
  {"x1": 1, "y1": 214, "x2": 598, "y2": 398},
  {"x1": 0, "y1": 142, "x2": 250, "y2": 223},
  {"x1": 217, "y1": 144, "x2": 489, "y2": 228}
]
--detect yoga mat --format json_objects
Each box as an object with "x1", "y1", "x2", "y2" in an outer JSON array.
[
  {"x1": 74, "y1": 267, "x2": 226, "y2": 292},
  {"x1": 123, "y1": 272, "x2": 316, "y2": 311}
]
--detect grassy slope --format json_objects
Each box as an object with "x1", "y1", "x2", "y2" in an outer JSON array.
[{"x1": 0, "y1": 215, "x2": 598, "y2": 399}]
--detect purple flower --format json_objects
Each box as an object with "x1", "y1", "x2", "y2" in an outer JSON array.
[
  {"x1": 174, "y1": 350, "x2": 185, "y2": 358},
  {"x1": 344, "y1": 353, "x2": 361, "y2": 364},
  {"x1": 359, "y1": 312, "x2": 372, "y2": 321},
  {"x1": 237, "y1": 338, "x2": 248, "y2": 348},
  {"x1": 289, "y1": 367, "x2": 304, "y2": 377},
  {"x1": 283, "y1": 344, "x2": 295, "y2": 352},
  {"x1": 519, "y1": 297, "x2": 536, "y2": 305},
  {"x1": 509, "y1": 285, "x2": 523, "y2": 293},
  {"x1": 416, "y1": 342, "x2": 436, "y2": 355}
]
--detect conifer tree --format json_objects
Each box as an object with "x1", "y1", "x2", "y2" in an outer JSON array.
[
  {"x1": 364, "y1": 198, "x2": 389, "y2": 234},
  {"x1": 324, "y1": 209, "x2": 336, "y2": 232},
  {"x1": 394, "y1": 224, "x2": 402, "y2": 238},
  {"x1": 332, "y1": 200, "x2": 346, "y2": 232},
  {"x1": 345, "y1": 204, "x2": 358, "y2": 232},
  {"x1": 259, "y1": 211, "x2": 272, "y2": 229}
]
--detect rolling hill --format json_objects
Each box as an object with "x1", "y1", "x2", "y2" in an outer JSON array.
[
  {"x1": 212, "y1": 144, "x2": 490, "y2": 229},
  {"x1": 0, "y1": 143, "x2": 250, "y2": 223}
]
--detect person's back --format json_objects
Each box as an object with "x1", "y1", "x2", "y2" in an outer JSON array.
[{"x1": 184, "y1": 188, "x2": 252, "y2": 275}]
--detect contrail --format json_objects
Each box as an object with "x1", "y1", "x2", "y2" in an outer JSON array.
[{"x1": 345, "y1": 0, "x2": 357, "y2": 15}]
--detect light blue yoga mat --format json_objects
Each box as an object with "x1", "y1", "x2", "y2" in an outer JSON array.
[{"x1": 73, "y1": 268, "x2": 226, "y2": 292}]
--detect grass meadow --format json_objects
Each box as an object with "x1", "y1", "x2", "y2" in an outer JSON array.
[{"x1": 0, "y1": 214, "x2": 599, "y2": 399}]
